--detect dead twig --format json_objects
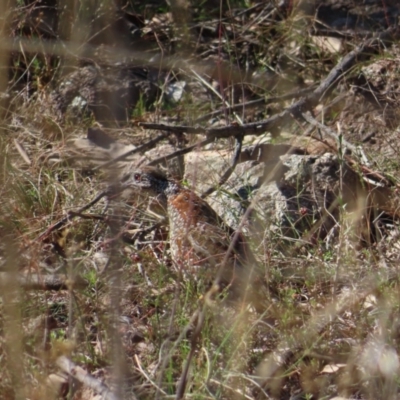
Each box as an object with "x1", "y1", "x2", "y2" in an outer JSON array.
[
  {"x1": 147, "y1": 137, "x2": 214, "y2": 167},
  {"x1": 193, "y1": 85, "x2": 316, "y2": 124},
  {"x1": 34, "y1": 189, "x2": 110, "y2": 243},
  {"x1": 94, "y1": 131, "x2": 170, "y2": 171},
  {"x1": 301, "y1": 111, "x2": 359, "y2": 154},
  {"x1": 131, "y1": 219, "x2": 167, "y2": 244},
  {"x1": 201, "y1": 134, "x2": 243, "y2": 198},
  {"x1": 175, "y1": 308, "x2": 205, "y2": 400},
  {"x1": 301, "y1": 112, "x2": 394, "y2": 187}
]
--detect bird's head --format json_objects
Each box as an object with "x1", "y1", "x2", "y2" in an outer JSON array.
[{"x1": 124, "y1": 167, "x2": 172, "y2": 195}]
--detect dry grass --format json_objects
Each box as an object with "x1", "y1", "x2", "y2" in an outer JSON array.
[{"x1": 1, "y1": 1, "x2": 400, "y2": 399}]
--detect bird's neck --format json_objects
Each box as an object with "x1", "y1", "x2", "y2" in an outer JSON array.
[
  {"x1": 156, "y1": 179, "x2": 181, "y2": 198},
  {"x1": 165, "y1": 180, "x2": 181, "y2": 197}
]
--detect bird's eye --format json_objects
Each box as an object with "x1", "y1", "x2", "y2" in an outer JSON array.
[{"x1": 134, "y1": 173, "x2": 141, "y2": 181}]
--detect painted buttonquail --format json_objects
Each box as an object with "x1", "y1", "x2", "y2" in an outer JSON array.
[{"x1": 127, "y1": 166, "x2": 261, "y2": 302}]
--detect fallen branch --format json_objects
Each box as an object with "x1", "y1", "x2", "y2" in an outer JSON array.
[
  {"x1": 193, "y1": 85, "x2": 316, "y2": 124},
  {"x1": 139, "y1": 26, "x2": 399, "y2": 140}
]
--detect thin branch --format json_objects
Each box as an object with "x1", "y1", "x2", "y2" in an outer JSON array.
[
  {"x1": 155, "y1": 309, "x2": 202, "y2": 400},
  {"x1": 139, "y1": 26, "x2": 399, "y2": 140},
  {"x1": 147, "y1": 137, "x2": 214, "y2": 166},
  {"x1": 300, "y1": 111, "x2": 358, "y2": 154},
  {"x1": 193, "y1": 85, "x2": 316, "y2": 124},
  {"x1": 175, "y1": 308, "x2": 205, "y2": 400},
  {"x1": 131, "y1": 219, "x2": 167, "y2": 244},
  {"x1": 133, "y1": 355, "x2": 168, "y2": 396},
  {"x1": 201, "y1": 135, "x2": 243, "y2": 198},
  {"x1": 93, "y1": 132, "x2": 170, "y2": 171},
  {"x1": 300, "y1": 112, "x2": 394, "y2": 187},
  {"x1": 138, "y1": 122, "x2": 204, "y2": 135},
  {"x1": 311, "y1": 28, "x2": 374, "y2": 39},
  {"x1": 34, "y1": 189, "x2": 110, "y2": 243},
  {"x1": 56, "y1": 356, "x2": 125, "y2": 400}
]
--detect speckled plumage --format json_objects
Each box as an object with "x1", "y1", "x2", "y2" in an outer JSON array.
[{"x1": 128, "y1": 167, "x2": 258, "y2": 293}]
